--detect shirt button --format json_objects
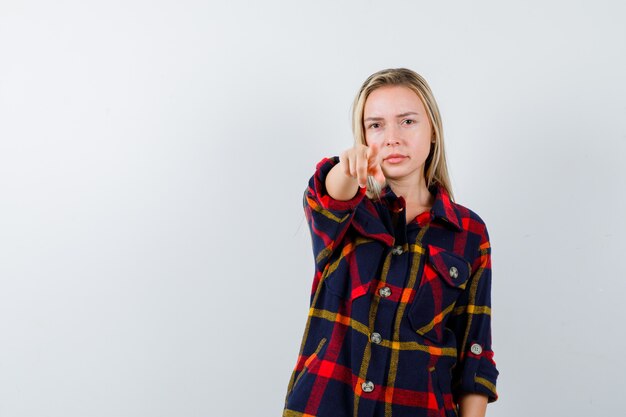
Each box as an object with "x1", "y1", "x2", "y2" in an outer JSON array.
[
  {"x1": 391, "y1": 245, "x2": 404, "y2": 255},
  {"x1": 361, "y1": 381, "x2": 375, "y2": 393},
  {"x1": 378, "y1": 286, "x2": 392, "y2": 298},
  {"x1": 370, "y1": 332, "x2": 382, "y2": 344},
  {"x1": 470, "y1": 343, "x2": 483, "y2": 355},
  {"x1": 449, "y1": 266, "x2": 459, "y2": 279}
]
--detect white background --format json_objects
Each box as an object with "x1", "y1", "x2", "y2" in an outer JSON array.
[{"x1": 1, "y1": 1, "x2": 625, "y2": 416}]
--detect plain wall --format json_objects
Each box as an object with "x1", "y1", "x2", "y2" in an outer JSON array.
[{"x1": 1, "y1": 1, "x2": 625, "y2": 416}]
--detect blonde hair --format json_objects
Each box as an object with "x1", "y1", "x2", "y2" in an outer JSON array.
[{"x1": 351, "y1": 68, "x2": 454, "y2": 202}]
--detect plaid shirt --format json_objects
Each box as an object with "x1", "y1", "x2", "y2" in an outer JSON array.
[{"x1": 283, "y1": 157, "x2": 499, "y2": 417}]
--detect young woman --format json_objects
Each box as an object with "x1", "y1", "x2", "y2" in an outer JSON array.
[{"x1": 283, "y1": 68, "x2": 499, "y2": 417}]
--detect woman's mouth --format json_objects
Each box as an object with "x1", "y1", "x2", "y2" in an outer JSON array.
[{"x1": 384, "y1": 154, "x2": 407, "y2": 164}]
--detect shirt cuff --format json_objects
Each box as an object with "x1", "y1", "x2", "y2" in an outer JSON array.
[{"x1": 455, "y1": 342, "x2": 499, "y2": 403}]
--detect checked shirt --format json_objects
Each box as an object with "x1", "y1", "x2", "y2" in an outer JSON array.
[{"x1": 283, "y1": 157, "x2": 499, "y2": 417}]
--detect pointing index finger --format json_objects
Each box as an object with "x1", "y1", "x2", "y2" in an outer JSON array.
[
  {"x1": 367, "y1": 143, "x2": 380, "y2": 162},
  {"x1": 367, "y1": 142, "x2": 382, "y2": 164}
]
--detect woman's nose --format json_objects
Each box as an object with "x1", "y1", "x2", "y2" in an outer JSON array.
[
  {"x1": 385, "y1": 136, "x2": 400, "y2": 146},
  {"x1": 384, "y1": 125, "x2": 400, "y2": 146}
]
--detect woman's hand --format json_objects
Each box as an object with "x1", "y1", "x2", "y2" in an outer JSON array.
[
  {"x1": 325, "y1": 143, "x2": 385, "y2": 201},
  {"x1": 339, "y1": 143, "x2": 385, "y2": 188}
]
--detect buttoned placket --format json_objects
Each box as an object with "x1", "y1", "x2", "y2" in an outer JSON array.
[{"x1": 359, "y1": 205, "x2": 417, "y2": 400}]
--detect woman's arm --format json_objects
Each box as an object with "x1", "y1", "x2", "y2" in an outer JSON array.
[
  {"x1": 445, "y1": 218, "x2": 499, "y2": 404},
  {"x1": 458, "y1": 393, "x2": 488, "y2": 417},
  {"x1": 302, "y1": 156, "x2": 367, "y2": 296}
]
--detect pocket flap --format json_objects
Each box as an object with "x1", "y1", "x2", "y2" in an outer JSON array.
[
  {"x1": 427, "y1": 244, "x2": 471, "y2": 289},
  {"x1": 408, "y1": 245, "x2": 472, "y2": 342}
]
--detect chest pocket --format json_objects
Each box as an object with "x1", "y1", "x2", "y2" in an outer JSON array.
[
  {"x1": 408, "y1": 244, "x2": 471, "y2": 343},
  {"x1": 323, "y1": 237, "x2": 385, "y2": 302}
]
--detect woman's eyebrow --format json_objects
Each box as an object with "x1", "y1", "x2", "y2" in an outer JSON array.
[
  {"x1": 364, "y1": 112, "x2": 419, "y2": 122},
  {"x1": 396, "y1": 112, "x2": 419, "y2": 118}
]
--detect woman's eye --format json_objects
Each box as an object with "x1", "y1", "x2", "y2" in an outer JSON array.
[
  {"x1": 403, "y1": 119, "x2": 415, "y2": 125},
  {"x1": 368, "y1": 123, "x2": 380, "y2": 129}
]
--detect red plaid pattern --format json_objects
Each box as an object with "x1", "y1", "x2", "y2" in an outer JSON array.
[{"x1": 283, "y1": 157, "x2": 499, "y2": 417}]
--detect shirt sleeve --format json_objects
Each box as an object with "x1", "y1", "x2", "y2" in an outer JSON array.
[
  {"x1": 303, "y1": 156, "x2": 367, "y2": 295},
  {"x1": 446, "y1": 221, "x2": 499, "y2": 403}
]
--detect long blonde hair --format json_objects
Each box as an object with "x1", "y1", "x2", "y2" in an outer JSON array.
[{"x1": 351, "y1": 68, "x2": 454, "y2": 202}]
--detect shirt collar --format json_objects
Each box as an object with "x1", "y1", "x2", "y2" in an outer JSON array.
[
  {"x1": 428, "y1": 182, "x2": 462, "y2": 232},
  {"x1": 380, "y1": 182, "x2": 462, "y2": 232}
]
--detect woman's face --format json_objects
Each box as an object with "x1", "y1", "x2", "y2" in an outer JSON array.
[{"x1": 363, "y1": 85, "x2": 433, "y2": 185}]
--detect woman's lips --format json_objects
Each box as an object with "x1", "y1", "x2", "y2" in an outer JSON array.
[{"x1": 384, "y1": 154, "x2": 407, "y2": 164}]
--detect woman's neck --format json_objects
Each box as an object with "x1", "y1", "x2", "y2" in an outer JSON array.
[{"x1": 387, "y1": 178, "x2": 433, "y2": 206}]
